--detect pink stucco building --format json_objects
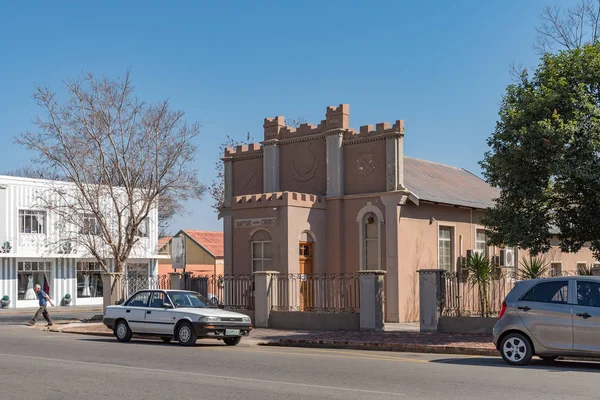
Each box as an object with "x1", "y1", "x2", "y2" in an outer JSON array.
[{"x1": 220, "y1": 104, "x2": 599, "y2": 322}]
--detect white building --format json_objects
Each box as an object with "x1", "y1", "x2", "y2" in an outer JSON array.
[{"x1": 0, "y1": 175, "x2": 163, "y2": 308}]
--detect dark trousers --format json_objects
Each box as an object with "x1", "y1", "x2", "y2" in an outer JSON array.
[{"x1": 32, "y1": 306, "x2": 52, "y2": 324}]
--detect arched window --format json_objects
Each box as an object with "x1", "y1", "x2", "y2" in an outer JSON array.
[
  {"x1": 363, "y1": 212, "x2": 380, "y2": 270},
  {"x1": 251, "y1": 230, "x2": 272, "y2": 272}
]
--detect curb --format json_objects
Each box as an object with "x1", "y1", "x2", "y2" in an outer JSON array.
[
  {"x1": 0, "y1": 308, "x2": 102, "y2": 315},
  {"x1": 267, "y1": 339, "x2": 500, "y2": 357},
  {"x1": 62, "y1": 329, "x2": 113, "y2": 337}
]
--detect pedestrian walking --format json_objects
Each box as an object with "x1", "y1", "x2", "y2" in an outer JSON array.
[{"x1": 29, "y1": 284, "x2": 54, "y2": 326}]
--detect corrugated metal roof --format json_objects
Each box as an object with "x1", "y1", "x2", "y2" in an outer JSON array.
[
  {"x1": 404, "y1": 157, "x2": 499, "y2": 209},
  {"x1": 183, "y1": 230, "x2": 224, "y2": 258}
]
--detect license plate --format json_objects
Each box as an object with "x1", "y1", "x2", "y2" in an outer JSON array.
[{"x1": 225, "y1": 329, "x2": 240, "y2": 336}]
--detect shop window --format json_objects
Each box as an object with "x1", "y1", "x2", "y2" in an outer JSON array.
[
  {"x1": 77, "y1": 262, "x2": 104, "y2": 298},
  {"x1": 18, "y1": 261, "x2": 51, "y2": 300}
]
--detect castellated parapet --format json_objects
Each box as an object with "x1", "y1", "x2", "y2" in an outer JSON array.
[
  {"x1": 232, "y1": 191, "x2": 326, "y2": 210},
  {"x1": 224, "y1": 104, "x2": 404, "y2": 157}
]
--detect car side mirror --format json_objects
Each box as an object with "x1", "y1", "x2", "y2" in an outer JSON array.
[{"x1": 162, "y1": 303, "x2": 173, "y2": 309}]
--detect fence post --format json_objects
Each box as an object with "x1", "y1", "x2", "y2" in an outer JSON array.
[
  {"x1": 102, "y1": 272, "x2": 124, "y2": 314},
  {"x1": 358, "y1": 270, "x2": 386, "y2": 331},
  {"x1": 417, "y1": 269, "x2": 446, "y2": 332},
  {"x1": 254, "y1": 271, "x2": 278, "y2": 328},
  {"x1": 169, "y1": 272, "x2": 187, "y2": 290}
]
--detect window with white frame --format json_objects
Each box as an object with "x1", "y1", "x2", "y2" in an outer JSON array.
[
  {"x1": 17, "y1": 261, "x2": 51, "y2": 300},
  {"x1": 550, "y1": 262, "x2": 562, "y2": 276},
  {"x1": 251, "y1": 230, "x2": 272, "y2": 272},
  {"x1": 135, "y1": 218, "x2": 150, "y2": 238},
  {"x1": 438, "y1": 227, "x2": 453, "y2": 271},
  {"x1": 19, "y1": 210, "x2": 47, "y2": 234},
  {"x1": 79, "y1": 213, "x2": 101, "y2": 235},
  {"x1": 77, "y1": 262, "x2": 104, "y2": 298},
  {"x1": 363, "y1": 212, "x2": 380, "y2": 270},
  {"x1": 475, "y1": 229, "x2": 487, "y2": 256}
]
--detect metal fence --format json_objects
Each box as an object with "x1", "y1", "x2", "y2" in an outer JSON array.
[
  {"x1": 115, "y1": 274, "x2": 171, "y2": 302},
  {"x1": 186, "y1": 274, "x2": 254, "y2": 310},
  {"x1": 270, "y1": 273, "x2": 360, "y2": 313},
  {"x1": 442, "y1": 269, "x2": 589, "y2": 317}
]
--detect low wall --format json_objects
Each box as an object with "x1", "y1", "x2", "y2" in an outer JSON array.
[
  {"x1": 438, "y1": 316, "x2": 497, "y2": 334},
  {"x1": 269, "y1": 311, "x2": 360, "y2": 331}
]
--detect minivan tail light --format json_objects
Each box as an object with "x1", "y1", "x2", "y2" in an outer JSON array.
[{"x1": 498, "y1": 301, "x2": 507, "y2": 320}]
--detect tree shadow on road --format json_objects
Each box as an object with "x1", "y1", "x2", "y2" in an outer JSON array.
[{"x1": 430, "y1": 356, "x2": 600, "y2": 373}]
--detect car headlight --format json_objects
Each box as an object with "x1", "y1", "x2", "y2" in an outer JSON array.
[
  {"x1": 242, "y1": 316, "x2": 251, "y2": 323},
  {"x1": 199, "y1": 316, "x2": 220, "y2": 322}
]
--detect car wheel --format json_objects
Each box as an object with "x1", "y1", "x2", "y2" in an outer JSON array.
[
  {"x1": 500, "y1": 333, "x2": 533, "y2": 366},
  {"x1": 223, "y1": 336, "x2": 241, "y2": 346},
  {"x1": 177, "y1": 322, "x2": 197, "y2": 346},
  {"x1": 539, "y1": 356, "x2": 558, "y2": 362},
  {"x1": 161, "y1": 337, "x2": 172, "y2": 344},
  {"x1": 115, "y1": 320, "x2": 132, "y2": 343}
]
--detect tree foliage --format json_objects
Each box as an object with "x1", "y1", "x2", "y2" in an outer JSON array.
[{"x1": 481, "y1": 43, "x2": 600, "y2": 259}]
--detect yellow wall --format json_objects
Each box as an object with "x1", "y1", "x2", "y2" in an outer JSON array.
[{"x1": 157, "y1": 234, "x2": 217, "y2": 274}]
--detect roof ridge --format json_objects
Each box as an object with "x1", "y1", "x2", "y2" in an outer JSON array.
[{"x1": 404, "y1": 156, "x2": 465, "y2": 171}]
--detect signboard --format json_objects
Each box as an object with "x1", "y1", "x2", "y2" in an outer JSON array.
[
  {"x1": 171, "y1": 236, "x2": 186, "y2": 271},
  {"x1": 235, "y1": 217, "x2": 276, "y2": 228}
]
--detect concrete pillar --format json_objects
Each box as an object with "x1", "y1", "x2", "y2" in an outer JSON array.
[
  {"x1": 263, "y1": 141, "x2": 280, "y2": 192},
  {"x1": 223, "y1": 212, "x2": 233, "y2": 275},
  {"x1": 385, "y1": 134, "x2": 404, "y2": 191},
  {"x1": 254, "y1": 271, "x2": 279, "y2": 328},
  {"x1": 326, "y1": 131, "x2": 344, "y2": 197},
  {"x1": 169, "y1": 272, "x2": 186, "y2": 290},
  {"x1": 418, "y1": 269, "x2": 446, "y2": 332},
  {"x1": 359, "y1": 270, "x2": 386, "y2": 331},
  {"x1": 102, "y1": 272, "x2": 124, "y2": 313},
  {"x1": 223, "y1": 159, "x2": 233, "y2": 208}
]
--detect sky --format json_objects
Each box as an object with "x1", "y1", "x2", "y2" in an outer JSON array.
[{"x1": 0, "y1": 0, "x2": 577, "y2": 234}]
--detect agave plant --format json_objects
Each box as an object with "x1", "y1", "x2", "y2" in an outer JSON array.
[
  {"x1": 466, "y1": 252, "x2": 495, "y2": 317},
  {"x1": 519, "y1": 256, "x2": 549, "y2": 279},
  {"x1": 578, "y1": 264, "x2": 593, "y2": 276}
]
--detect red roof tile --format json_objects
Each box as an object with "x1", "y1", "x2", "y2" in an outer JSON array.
[
  {"x1": 158, "y1": 236, "x2": 172, "y2": 249},
  {"x1": 183, "y1": 230, "x2": 224, "y2": 258}
]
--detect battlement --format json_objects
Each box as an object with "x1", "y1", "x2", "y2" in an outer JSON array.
[
  {"x1": 232, "y1": 191, "x2": 325, "y2": 209},
  {"x1": 262, "y1": 104, "x2": 403, "y2": 142},
  {"x1": 224, "y1": 142, "x2": 262, "y2": 157},
  {"x1": 347, "y1": 120, "x2": 405, "y2": 139}
]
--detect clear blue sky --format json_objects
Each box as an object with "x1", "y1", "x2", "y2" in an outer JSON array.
[{"x1": 0, "y1": 0, "x2": 575, "y2": 233}]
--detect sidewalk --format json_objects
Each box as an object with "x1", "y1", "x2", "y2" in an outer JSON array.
[
  {"x1": 34, "y1": 321, "x2": 498, "y2": 356},
  {"x1": 0, "y1": 305, "x2": 102, "y2": 315}
]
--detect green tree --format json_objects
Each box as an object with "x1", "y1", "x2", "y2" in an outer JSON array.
[{"x1": 481, "y1": 43, "x2": 600, "y2": 259}]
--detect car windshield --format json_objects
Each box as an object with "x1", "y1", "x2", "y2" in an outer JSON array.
[{"x1": 167, "y1": 291, "x2": 214, "y2": 308}]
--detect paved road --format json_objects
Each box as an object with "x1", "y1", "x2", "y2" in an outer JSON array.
[{"x1": 0, "y1": 324, "x2": 599, "y2": 399}]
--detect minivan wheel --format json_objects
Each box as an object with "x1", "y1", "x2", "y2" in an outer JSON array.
[{"x1": 500, "y1": 333, "x2": 533, "y2": 365}]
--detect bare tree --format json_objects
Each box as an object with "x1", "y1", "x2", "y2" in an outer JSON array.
[
  {"x1": 535, "y1": 0, "x2": 600, "y2": 54},
  {"x1": 16, "y1": 71, "x2": 204, "y2": 272},
  {"x1": 209, "y1": 116, "x2": 306, "y2": 212},
  {"x1": 209, "y1": 133, "x2": 253, "y2": 212}
]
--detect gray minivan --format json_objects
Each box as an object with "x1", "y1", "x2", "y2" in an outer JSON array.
[{"x1": 493, "y1": 276, "x2": 600, "y2": 365}]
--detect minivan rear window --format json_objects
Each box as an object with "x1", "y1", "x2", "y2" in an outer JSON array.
[{"x1": 520, "y1": 281, "x2": 569, "y2": 304}]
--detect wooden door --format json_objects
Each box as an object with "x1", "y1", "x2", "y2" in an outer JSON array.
[{"x1": 299, "y1": 242, "x2": 313, "y2": 310}]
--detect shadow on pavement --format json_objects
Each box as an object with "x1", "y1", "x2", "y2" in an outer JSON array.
[
  {"x1": 77, "y1": 336, "x2": 232, "y2": 347},
  {"x1": 430, "y1": 356, "x2": 600, "y2": 372}
]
